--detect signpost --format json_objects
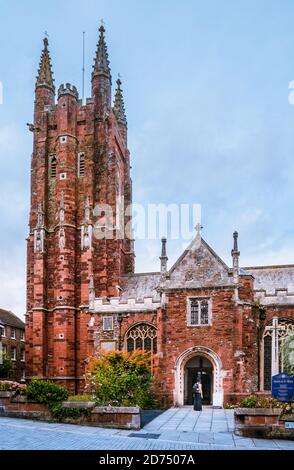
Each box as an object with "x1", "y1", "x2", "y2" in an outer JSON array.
[{"x1": 272, "y1": 373, "x2": 294, "y2": 402}]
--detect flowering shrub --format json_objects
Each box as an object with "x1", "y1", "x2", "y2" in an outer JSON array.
[
  {"x1": 281, "y1": 402, "x2": 294, "y2": 415},
  {"x1": 85, "y1": 351, "x2": 157, "y2": 409},
  {"x1": 239, "y1": 395, "x2": 281, "y2": 408},
  {"x1": 239, "y1": 395, "x2": 294, "y2": 414},
  {"x1": 0, "y1": 380, "x2": 26, "y2": 394}
]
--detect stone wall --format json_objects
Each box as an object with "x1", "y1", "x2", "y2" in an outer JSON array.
[
  {"x1": 0, "y1": 393, "x2": 140, "y2": 429},
  {"x1": 234, "y1": 408, "x2": 294, "y2": 439}
]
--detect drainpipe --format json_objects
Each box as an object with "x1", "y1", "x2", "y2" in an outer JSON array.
[{"x1": 117, "y1": 313, "x2": 123, "y2": 351}]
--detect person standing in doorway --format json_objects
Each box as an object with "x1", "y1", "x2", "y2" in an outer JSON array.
[{"x1": 192, "y1": 372, "x2": 203, "y2": 411}]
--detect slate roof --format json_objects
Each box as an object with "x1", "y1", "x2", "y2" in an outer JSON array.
[
  {"x1": 0, "y1": 309, "x2": 25, "y2": 329},
  {"x1": 242, "y1": 265, "x2": 294, "y2": 295},
  {"x1": 120, "y1": 273, "x2": 161, "y2": 302},
  {"x1": 119, "y1": 241, "x2": 294, "y2": 303},
  {"x1": 119, "y1": 237, "x2": 235, "y2": 300}
]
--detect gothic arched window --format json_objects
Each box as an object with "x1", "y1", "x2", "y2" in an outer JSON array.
[
  {"x1": 125, "y1": 323, "x2": 157, "y2": 356},
  {"x1": 262, "y1": 318, "x2": 294, "y2": 390}
]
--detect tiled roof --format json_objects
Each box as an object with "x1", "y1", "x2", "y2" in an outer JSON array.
[{"x1": 0, "y1": 309, "x2": 25, "y2": 329}]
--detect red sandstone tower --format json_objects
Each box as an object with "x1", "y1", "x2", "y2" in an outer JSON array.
[{"x1": 25, "y1": 27, "x2": 135, "y2": 392}]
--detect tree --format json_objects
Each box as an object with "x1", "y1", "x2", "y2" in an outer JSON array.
[
  {"x1": 284, "y1": 332, "x2": 294, "y2": 375},
  {"x1": 85, "y1": 351, "x2": 157, "y2": 408},
  {"x1": 0, "y1": 354, "x2": 13, "y2": 379}
]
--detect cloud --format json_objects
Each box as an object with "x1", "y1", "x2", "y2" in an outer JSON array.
[
  {"x1": 0, "y1": 247, "x2": 26, "y2": 319},
  {"x1": 0, "y1": 123, "x2": 29, "y2": 319}
]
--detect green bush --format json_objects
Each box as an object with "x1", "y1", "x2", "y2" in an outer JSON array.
[
  {"x1": 238, "y1": 395, "x2": 294, "y2": 415},
  {"x1": 26, "y1": 379, "x2": 68, "y2": 405},
  {"x1": 0, "y1": 354, "x2": 13, "y2": 379},
  {"x1": 284, "y1": 332, "x2": 294, "y2": 375},
  {"x1": 223, "y1": 403, "x2": 236, "y2": 409},
  {"x1": 85, "y1": 351, "x2": 157, "y2": 409},
  {"x1": 50, "y1": 402, "x2": 92, "y2": 421},
  {"x1": 239, "y1": 395, "x2": 259, "y2": 408},
  {"x1": 239, "y1": 395, "x2": 281, "y2": 409}
]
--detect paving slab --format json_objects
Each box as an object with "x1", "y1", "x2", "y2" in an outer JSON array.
[
  {"x1": 177, "y1": 431, "x2": 200, "y2": 442},
  {"x1": 1, "y1": 407, "x2": 294, "y2": 450},
  {"x1": 253, "y1": 438, "x2": 279, "y2": 449},
  {"x1": 198, "y1": 432, "x2": 215, "y2": 444}
]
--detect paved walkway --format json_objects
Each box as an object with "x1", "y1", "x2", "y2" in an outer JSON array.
[{"x1": 0, "y1": 407, "x2": 294, "y2": 450}]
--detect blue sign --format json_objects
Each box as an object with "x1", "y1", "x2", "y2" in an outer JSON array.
[
  {"x1": 272, "y1": 373, "x2": 294, "y2": 402},
  {"x1": 285, "y1": 422, "x2": 294, "y2": 429}
]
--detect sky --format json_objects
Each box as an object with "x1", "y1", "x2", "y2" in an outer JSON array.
[{"x1": 0, "y1": 0, "x2": 294, "y2": 319}]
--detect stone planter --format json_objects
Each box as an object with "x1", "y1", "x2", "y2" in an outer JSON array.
[
  {"x1": 10, "y1": 395, "x2": 30, "y2": 403},
  {"x1": 0, "y1": 391, "x2": 13, "y2": 399},
  {"x1": 90, "y1": 406, "x2": 141, "y2": 430},
  {"x1": 234, "y1": 408, "x2": 283, "y2": 438},
  {"x1": 62, "y1": 401, "x2": 96, "y2": 409},
  {"x1": 60, "y1": 402, "x2": 141, "y2": 430},
  {"x1": 272, "y1": 414, "x2": 294, "y2": 440},
  {"x1": 0, "y1": 396, "x2": 141, "y2": 430},
  {"x1": 0, "y1": 391, "x2": 15, "y2": 412},
  {"x1": 0, "y1": 393, "x2": 51, "y2": 420}
]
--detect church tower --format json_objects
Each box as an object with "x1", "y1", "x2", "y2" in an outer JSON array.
[{"x1": 26, "y1": 27, "x2": 135, "y2": 392}]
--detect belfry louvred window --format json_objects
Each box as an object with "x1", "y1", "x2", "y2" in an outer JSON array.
[
  {"x1": 50, "y1": 155, "x2": 57, "y2": 178},
  {"x1": 78, "y1": 153, "x2": 85, "y2": 177}
]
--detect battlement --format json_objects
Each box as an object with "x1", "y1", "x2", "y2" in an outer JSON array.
[
  {"x1": 58, "y1": 83, "x2": 79, "y2": 100},
  {"x1": 254, "y1": 288, "x2": 294, "y2": 305},
  {"x1": 93, "y1": 296, "x2": 160, "y2": 312}
]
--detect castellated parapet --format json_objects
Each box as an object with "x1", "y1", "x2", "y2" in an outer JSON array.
[{"x1": 58, "y1": 83, "x2": 79, "y2": 100}]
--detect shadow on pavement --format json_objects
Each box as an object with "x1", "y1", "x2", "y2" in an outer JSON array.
[{"x1": 141, "y1": 409, "x2": 165, "y2": 428}]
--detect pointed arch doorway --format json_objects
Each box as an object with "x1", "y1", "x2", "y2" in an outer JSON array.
[
  {"x1": 184, "y1": 356, "x2": 213, "y2": 405},
  {"x1": 175, "y1": 346, "x2": 224, "y2": 407}
]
